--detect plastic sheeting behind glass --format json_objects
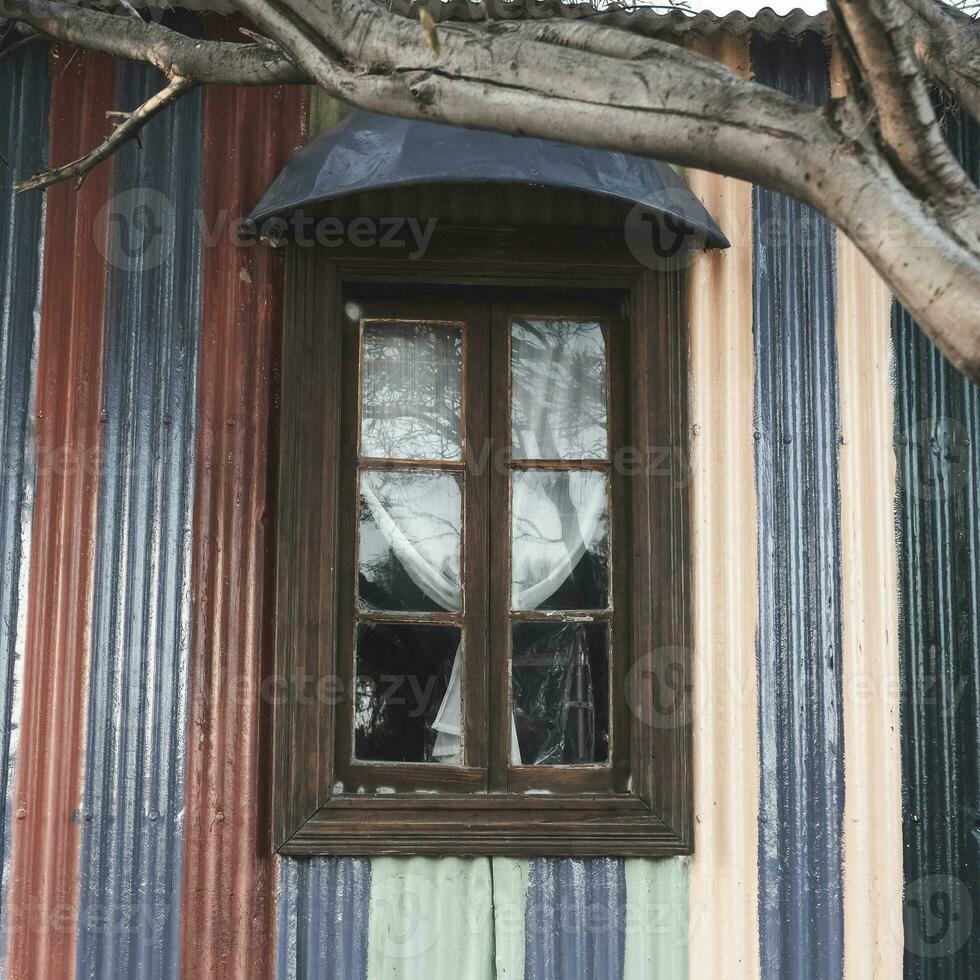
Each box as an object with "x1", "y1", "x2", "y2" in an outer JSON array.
[
  {"x1": 511, "y1": 318, "x2": 607, "y2": 460},
  {"x1": 361, "y1": 322, "x2": 463, "y2": 460},
  {"x1": 512, "y1": 623, "x2": 609, "y2": 765},
  {"x1": 354, "y1": 623, "x2": 460, "y2": 763}
]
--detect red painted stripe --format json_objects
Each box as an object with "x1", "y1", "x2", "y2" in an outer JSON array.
[
  {"x1": 180, "y1": 83, "x2": 306, "y2": 978},
  {"x1": 4, "y1": 49, "x2": 115, "y2": 980}
]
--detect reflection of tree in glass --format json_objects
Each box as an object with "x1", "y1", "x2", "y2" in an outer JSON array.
[
  {"x1": 511, "y1": 469, "x2": 609, "y2": 611},
  {"x1": 359, "y1": 471, "x2": 462, "y2": 612},
  {"x1": 511, "y1": 319, "x2": 607, "y2": 461},
  {"x1": 362, "y1": 323, "x2": 463, "y2": 461}
]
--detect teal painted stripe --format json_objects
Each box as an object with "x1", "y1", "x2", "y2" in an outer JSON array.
[{"x1": 894, "y1": 104, "x2": 980, "y2": 980}]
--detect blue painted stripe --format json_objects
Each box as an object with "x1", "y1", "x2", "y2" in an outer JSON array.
[
  {"x1": 276, "y1": 859, "x2": 371, "y2": 980},
  {"x1": 750, "y1": 33, "x2": 844, "y2": 980},
  {"x1": 0, "y1": 44, "x2": 48, "y2": 974},
  {"x1": 525, "y1": 858, "x2": 626, "y2": 980},
  {"x1": 75, "y1": 61, "x2": 202, "y2": 980}
]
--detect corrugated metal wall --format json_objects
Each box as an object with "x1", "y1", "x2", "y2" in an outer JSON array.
[
  {"x1": 525, "y1": 859, "x2": 626, "y2": 980},
  {"x1": 2, "y1": 27, "x2": 979, "y2": 980},
  {"x1": 894, "y1": 105, "x2": 980, "y2": 980},
  {"x1": 5, "y1": 48, "x2": 116, "y2": 980},
  {"x1": 74, "y1": 62, "x2": 203, "y2": 980},
  {"x1": 0, "y1": 43, "x2": 48, "y2": 969},
  {"x1": 750, "y1": 34, "x2": 844, "y2": 980}
]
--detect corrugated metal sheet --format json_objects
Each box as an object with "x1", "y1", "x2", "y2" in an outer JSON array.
[
  {"x1": 74, "y1": 62, "x2": 202, "y2": 980},
  {"x1": 396, "y1": 0, "x2": 830, "y2": 38},
  {"x1": 0, "y1": 43, "x2": 48, "y2": 974},
  {"x1": 276, "y1": 859, "x2": 371, "y2": 980},
  {"x1": 525, "y1": 859, "x2": 625, "y2": 980},
  {"x1": 4, "y1": 48, "x2": 115, "y2": 980},
  {"x1": 179, "y1": 81, "x2": 305, "y2": 978},
  {"x1": 685, "y1": 34, "x2": 761, "y2": 980},
  {"x1": 750, "y1": 33, "x2": 844, "y2": 980},
  {"x1": 894, "y1": 106, "x2": 980, "y2": 980},
  {"x1": 623, "y1": 859, "x2": 687, "y2": 977},
  {"x1": 829, "y1": 49, "x2": 904, "y2": 980},
  {"x1": 367, "y1": 858, "x2": 498, "y2": 978}
]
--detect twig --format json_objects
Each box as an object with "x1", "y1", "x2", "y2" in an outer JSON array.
[
  {"x1": 15, "y1": 74, "x2": 197, "y2": 192},
  {"x1": 0, "y1": 30, "x2": 45, "y2": 64}
]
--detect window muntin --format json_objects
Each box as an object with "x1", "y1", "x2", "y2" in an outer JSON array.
[{"x1": 346, "y1": 302, "x2": 618, "y2": 779}]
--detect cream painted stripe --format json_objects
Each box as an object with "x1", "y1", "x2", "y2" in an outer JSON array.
[
  {"x1": 684, "y1": 35, "x2": 762, "y2": 980},
  {"x1": 831, "y1": 51, "x2": 905, "y2": 980}
]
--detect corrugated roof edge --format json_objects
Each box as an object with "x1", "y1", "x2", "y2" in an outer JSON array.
[
  {"x1": 390, "y1": 1, "x2": 831, "y2": 39},
  {"x1": 105, "y1": 3, "x2": 831, "y2": 38}
]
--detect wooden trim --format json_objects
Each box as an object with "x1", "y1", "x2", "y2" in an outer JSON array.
[
  {"x1": 273, "y1": 236, "x2": 693, "y2": 855},
  {"x1": 273, "y1": 245, "x2": 342, "y2": 844}
]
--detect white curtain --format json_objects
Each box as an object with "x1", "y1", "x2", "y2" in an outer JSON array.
[{"x1": 363, "y1": 317, "x2": 608, "y2": 766}]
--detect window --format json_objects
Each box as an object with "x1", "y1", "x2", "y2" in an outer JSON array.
[{"x1": 274, "y1": 238, "x2": 691, "y2": 856}]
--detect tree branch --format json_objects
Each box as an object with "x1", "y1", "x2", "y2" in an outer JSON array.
[
  {"x1": 901, "y1": 0, "x2": 980, "y2": 121},
  {"x1": 0, "y1": 0, "x2": 307, "y2": 83},
  {"x1": 15, "y1": 75, "x2": 199, "y2": 192}
]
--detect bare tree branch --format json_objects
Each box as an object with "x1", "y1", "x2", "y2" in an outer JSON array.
[
  {"x1": 831, "y1": 0, "x2": 976, "y2": 203},
  {"x1": 0, "y1": 0, "x2": 306, "y2": 82},
  {"x1": 902, "y1": 0, "x2": 980, "y2": 120},
  {"x1": 2, "y1": 0, "x2": 980, "y2": 382},
  {"x1": 15, "y1": 74, "x2": 198, "y2": 191}
]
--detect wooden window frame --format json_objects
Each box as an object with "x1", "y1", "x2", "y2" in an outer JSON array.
[{"x1": 273, "y1": 229, "x2": 692, "y2": 857}]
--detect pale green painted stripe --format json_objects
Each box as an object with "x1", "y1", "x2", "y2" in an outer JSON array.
[
  {"x1": 491, "y1": 857, "x2": 528, "y2": 980},
  {"x1": 368, "y1": 857, "x2": 530, "y2": 979},
  {"x1": 624, "y1": 858, "x2": 689, "y2": 980}
]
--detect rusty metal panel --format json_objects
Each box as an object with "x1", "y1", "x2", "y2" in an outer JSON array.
[
  {"x1": 0, "y1": 43, "x2": 48, "y2": 973},
  {"x1": 276, "y1": 859, "x2": 370, "y2": 980},
  {"x1": 180, "y1": 81, "x2": 306, "y2": 978},
  {"x1": 74, "y1": 62, "x2": 202, "y2": 980},
  {"x1": 3, "y1": 48, "x2": 115, "y2": 980},
  {"x1": 750, "y1": 33, "x2": 844, "y2": 980},
  {"x1": 894, "y1": 107, "x2": 980, "y2": 979},
  {"x1": 525, "y1": 859, "x2": 625, "y2": 980}
]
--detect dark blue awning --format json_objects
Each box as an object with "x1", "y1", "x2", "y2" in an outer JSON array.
[{"x1": 248, "y1": 110, "x2": 729, "y2": 249}]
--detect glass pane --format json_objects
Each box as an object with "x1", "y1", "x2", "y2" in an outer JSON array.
[
  {"x1": 355, "y1": 623, "x2": 462, "y2": 764},
  {"x1": 358, "y1": 470, "x2": 462, "y2": 612},
  {"x1": 511, "y1": 318, "x2": 607, "y2": 460},
  {"x1": 511, "y1": 469, "x2": 609, "y2": 611},
  {"x1": 511, "y1": 622, "x2": 609, "y2": 765},
  {"x1": 361, "y1": 322, "x2": 463, "y2": 461}
]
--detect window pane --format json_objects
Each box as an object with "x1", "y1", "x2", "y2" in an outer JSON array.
[
  {"x1": 358, "y1": 470, "x2": 462, "y2": 612},
  {"x1": 511, "y1": 318, "x2": 607, "y2": 460},
  {"x1": 361, "y1": 322, "x2": 463, "y2": 461},
  {"x1": 511, "y1": 469, "x2": 609, "y2": 611},
  {"x1": 355, "y1": 622, "x2": 462, "y2": 764},
  {"x1": 511, "y1": 622, "x2": 609, "y2": 765}
]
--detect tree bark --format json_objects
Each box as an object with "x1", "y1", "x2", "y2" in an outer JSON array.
[{"x1": 3, "y1": 0, "x2": 980, "y2": 382}]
